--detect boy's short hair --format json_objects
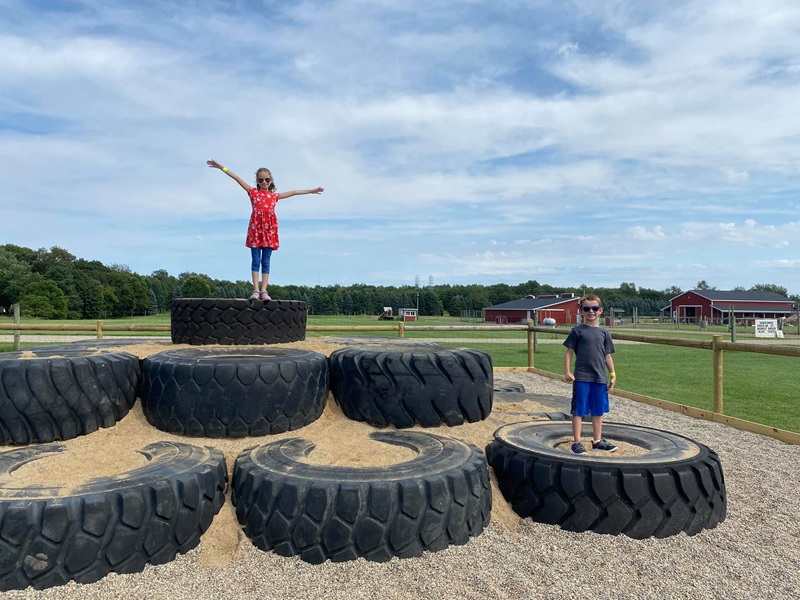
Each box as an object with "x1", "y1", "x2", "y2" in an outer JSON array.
[{"x1": 579, "y1": 293, "x2": 602, "y2": 306}]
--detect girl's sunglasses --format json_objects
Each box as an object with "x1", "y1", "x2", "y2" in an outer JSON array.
[
  {"x1": 581, "y1": 306, "x2": 602, "y2": 312},
  {"x1": 258, "y1": 178, "x2": 271, "y2": 183}
]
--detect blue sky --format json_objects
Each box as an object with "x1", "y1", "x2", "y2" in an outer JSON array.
[{"x1": 1, "y1": 0, "x2": 799, "y2": 293}]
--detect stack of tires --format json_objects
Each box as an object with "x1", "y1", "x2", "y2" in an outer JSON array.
[
  {"x1": 0, "y1": 300, "x2": 728, "y2": 590},
  {"x1": 139, "y1": 341, "x2": 496, "y2": 564},
  {"x1": 0, "y1": 308, "x2": 498, "y2": 589},
  {"x1": 0, "y1": 346, "x2": 227, "y2": 590}
]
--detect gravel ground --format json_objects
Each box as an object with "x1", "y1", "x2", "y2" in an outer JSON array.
[{"x1": 3, "y1": 371, "x2": 800, "y2": 600}]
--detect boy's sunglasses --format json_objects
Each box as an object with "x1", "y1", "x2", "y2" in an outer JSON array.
[
  {"x1": 258, "y1": 178, "x2": 271, "y2": 183},
  {"x1": 581, "y1": 306, "x2": 602, "y2": 312}
]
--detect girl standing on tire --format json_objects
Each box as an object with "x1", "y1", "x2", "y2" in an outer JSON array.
[{"x1": 206, "y1": 159, "x2": 323, "y2": 300}]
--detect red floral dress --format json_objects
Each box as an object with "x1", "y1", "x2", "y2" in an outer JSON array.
[{"x1": 246, "y1": 188, "x2": 280, "y2": 249}]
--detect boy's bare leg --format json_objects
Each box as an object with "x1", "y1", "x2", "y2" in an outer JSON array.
[
  {"x1": 572, "y1": 416, "x2": 582, "y2": 442},
  {"x1": 592, "y1": 416, "x2": 603, "y2": 441}
]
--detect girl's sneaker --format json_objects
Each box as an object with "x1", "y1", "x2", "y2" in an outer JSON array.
[
  {"x1": 260, "y1": 291, "x2": 271, "y2": 301},
  {"x1": 249, "y1": 291, "x2": 260, "y2": 300}
]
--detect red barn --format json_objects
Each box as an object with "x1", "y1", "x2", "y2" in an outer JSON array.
[
  {"x1": 665, "y1": 290, "x2": 796, "y2": 326},
  {"x1": 483, "y1": 294, "x2": 580, "y2": 325}
]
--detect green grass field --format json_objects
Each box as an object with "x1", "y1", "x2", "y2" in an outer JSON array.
[
  {"x1": 462, "y1": 341, "x2": 798, "y2": 433},
  {"x1": 2, "y1": 314, "x2": 798, "y2": 433}
]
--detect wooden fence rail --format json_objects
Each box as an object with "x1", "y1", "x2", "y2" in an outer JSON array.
[{"x1": 522, "y1": 325, "x2": 800, "y2": 445}]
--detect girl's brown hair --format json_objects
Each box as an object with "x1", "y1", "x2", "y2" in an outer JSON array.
[{"x1": 255, "y1": 168, "x2": 276, "y2": 192}]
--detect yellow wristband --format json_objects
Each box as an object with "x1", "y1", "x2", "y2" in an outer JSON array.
[
  {"x1": 609, "y1": 371, "x2": 616, "y2": 377},
  {"x1": 222, "y1": 167, "x2": 228, "y2": 173}
]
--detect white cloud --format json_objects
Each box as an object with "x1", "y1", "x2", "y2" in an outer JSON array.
[
  {"x1": 720, "y1": 167, "x2": 750, "y2": 183},
  {"x1": 555, "y1": 42, "x2": 579, "y2": 56},
  {"x1": 630, "y1": 225, "x2": 667, "y2": 240},
  {"x1": 1, "y1": 0, "x2": 799, "y2": 293},
  {"x1": 679, "y1": 219, "x2": 800, "y2": 247}
]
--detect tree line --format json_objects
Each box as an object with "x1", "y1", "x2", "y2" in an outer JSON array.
[{"x1": 0, "y1": 245, "x2": 794, "y2": 319}]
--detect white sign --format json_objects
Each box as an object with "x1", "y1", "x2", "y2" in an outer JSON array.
[{"x1": 755, "y1": 319, "x2": 779, "y2": 338}]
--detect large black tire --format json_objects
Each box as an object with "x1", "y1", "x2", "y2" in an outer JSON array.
[
  {"x1": 232, "y1": 431, "x2": 491, "y2": 563},
  {"x1": 493, "y1": 379, "x2": 525, "y2": 393},
  {"x1": 486, "y1": 422, "x2": 726, "y2": 539},
  {"x1": 0, "y1": 348, "x2": 140, "y2": 445},
  {"x1": 0, "y1": 441, "x2": 227, "y2": 590},
  {"x1": 328, "y1": 347, "x2": 493, "y2": 428},
  {"x1": 140, "y1": 348, "x2": 329, "y2": 437},
  {"x1": 171, "y1": 298, "x2": 306, "y2": 345}
]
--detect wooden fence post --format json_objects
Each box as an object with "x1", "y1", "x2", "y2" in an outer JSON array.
[
  {"x1": 533, "y1": 312, "x2": 538, "y2": 352},
  {"x1": 398, "y1": 322, "x2": 405, "y2": 338},
  {"x1": 713, "y1": 334, "x2": 724, "y2": 414},
  {"x1": 729, "y1": 305, "x2": 736, "y2": 343},
  {"x1": 96, "y1": 320, "x2": 103, "y2": 339},
  {"x1": 527, "y1": 320, "x2": 534, "y2": 370},
  {"x1": 12, "y1": 304, "x2": 20, "y2": 351}
]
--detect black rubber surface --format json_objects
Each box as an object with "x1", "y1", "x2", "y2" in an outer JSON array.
[
  {"x1": 493, "y1": 409, "x2": 573, "y2": 421},
  {"x1": 140, "y1": 348, "x2": 329, "y2": 437},
  {"x1": 171, "y1": 298, "x2": 306, "y2": 345},
  {"x1": 486, "y1": 422, "x2": 726, "y2": 538},
  {"x1": 493, "y1": 379, "x2": 525, "y2": 393},
  {"x1": 328, "y1": 346, "x2": 493, "y2": 428},
  {"x1": 232, "y1": 431, "x2": 491, "y2": 563},
  {"x1": 0, "y1": 348, "x2": 140, "y2": 445},
  {"x1": 0, "y1": 441, "x2": 227, "y2": 590}
]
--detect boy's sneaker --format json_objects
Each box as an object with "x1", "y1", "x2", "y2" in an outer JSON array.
[
  {"x1": 592, "y1": 439, "x2": 617, "y2": 452},
  {"x1": 571, "y1": 442, "x2": 586, "y2": 454}
]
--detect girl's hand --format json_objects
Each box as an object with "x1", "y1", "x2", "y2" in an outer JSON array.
[
  {"x1": 206, "y1": 159, "x2": 223, "y2": 169},
  {"x1": 310, "y1": 187, "x2": 324, "y2": 194}
]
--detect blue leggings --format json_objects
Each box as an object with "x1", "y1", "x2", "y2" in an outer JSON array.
[{"x1": 250, "y1": 247, "x2": 273, "y2": 274}]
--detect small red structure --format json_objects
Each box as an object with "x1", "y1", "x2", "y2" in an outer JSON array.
[{"x1": 399, "y1": 308, "x2": 418, "y2": 322}]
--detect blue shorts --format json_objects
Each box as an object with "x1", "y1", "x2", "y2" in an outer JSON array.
[{"x1": 571, "y1": 381, "x2": 609, "y2": 417}]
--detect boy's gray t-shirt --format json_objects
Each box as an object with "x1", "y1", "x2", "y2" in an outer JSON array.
[{"x1": 563, "y1": 324, "x2": 615, "y2": 383}]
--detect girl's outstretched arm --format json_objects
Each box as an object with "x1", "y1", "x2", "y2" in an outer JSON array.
[
  {"x1": 207, "y1": 159, "x2": 251, "y2": 192},
  {"x1": 278, "y1": 187, "x2": 324, "y2": 200}
]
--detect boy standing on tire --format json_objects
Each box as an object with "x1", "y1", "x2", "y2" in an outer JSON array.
[{"x1": 564, "y1": 294, "x2": 617, "y2": 454}]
